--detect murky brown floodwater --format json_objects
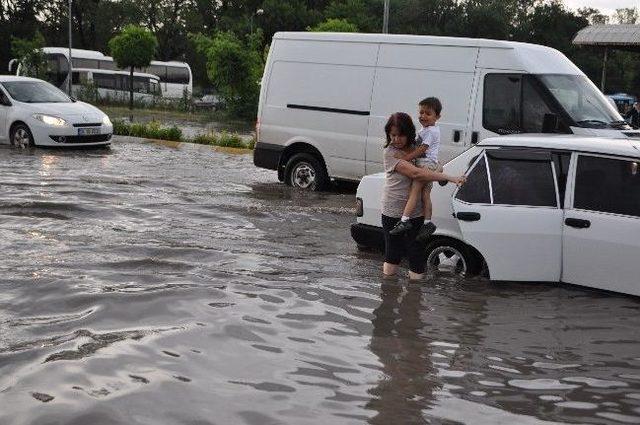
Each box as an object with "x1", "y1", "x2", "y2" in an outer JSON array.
[{"x1": 0, "y1": 139, "x2": 639, "y2": 425}]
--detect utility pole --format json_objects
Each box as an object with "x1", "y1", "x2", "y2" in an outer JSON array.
[
  {"x1": 382, "y1": 0, "x2": 390, "y2": 33},
  {"x1": 601, "y1": 48, "x2": 608, "y2": 92},
  {"x1": 68, "y1": 0, "x2": 73, "y2": 95}
]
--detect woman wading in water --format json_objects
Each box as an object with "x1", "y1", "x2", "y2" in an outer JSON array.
[{"x1": 381, "y1": 112, "x2": 465, "y2": 280}]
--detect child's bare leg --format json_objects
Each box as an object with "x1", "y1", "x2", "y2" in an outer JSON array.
[
  {"x1": 422, "y1": 186, "x2": 433, "y2": 221},
  {"x1": 402, "y1": 180, "x2": 425, "y2": 219}
]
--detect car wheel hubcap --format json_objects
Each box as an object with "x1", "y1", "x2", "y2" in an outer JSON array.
[
  {"x1": 13, "y1": 129, "x2": 30, "y2": 148},
  {"x1": 427, "y1": 246, "x2": 467, "y2": 276},
  {"x1": 292, "y1": 162, "x2": 316, "y2": 189}
]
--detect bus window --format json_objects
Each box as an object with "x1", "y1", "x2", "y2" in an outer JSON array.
[
  {"x1": 99, "y1": 60, "x2": 115, "y2": 70},
  {"x1": 93, "y1": 72, "x2": 117, "y2": 89},
  {"x1": 166, "y1": 66, "x2": 189, "y2": 84},
  {"x1": 45, "y1": 53, "x2": 69, "y2": 89},
  {"x1": 147, "y1": 64, "x2": 167, "y2": 80},
  {"x1": 73, "y1": 58, "x2": 99, "y2": 69}
]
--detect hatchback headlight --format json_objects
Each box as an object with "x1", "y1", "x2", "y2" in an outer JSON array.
[
  {"x1": 33, "y1": 114, "x2": 69, "y2": 127},
  {"x1": 102, "y1": 115, "x2": 112, "y2": 126}
]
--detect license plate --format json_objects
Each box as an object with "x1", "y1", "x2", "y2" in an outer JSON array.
[{"x1": 78, "y1": 127, "x2": 100, "y2": 136}]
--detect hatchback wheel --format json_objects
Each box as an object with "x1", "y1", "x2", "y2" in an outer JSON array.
[
  {"x1": 10, "y1": 124, "x2": 34, "y2": 148},
  {"x1": 284, "y1": 153, "x2": 329, "y2": 191},
  {"x1": 425, "y1": 238, "x2": 481, "y2": 277}
]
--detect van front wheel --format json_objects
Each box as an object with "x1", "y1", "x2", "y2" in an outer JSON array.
[{"x1": 284, "y1": 153, "x2": 329, "y2": 191}]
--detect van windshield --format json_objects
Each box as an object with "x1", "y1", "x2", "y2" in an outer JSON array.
[{"x1": 538, "y1": 74, "x2": 625, "y2": 129}]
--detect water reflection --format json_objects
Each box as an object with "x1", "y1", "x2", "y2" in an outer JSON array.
[{"x1": 367, "y1": 281, "x2": 438, "y2": 423}]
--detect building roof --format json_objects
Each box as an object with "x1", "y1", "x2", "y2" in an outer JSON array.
[
  {"x1": 573, "y1": 24, "x2": 640, "y2": 50},
  {"x1": 480, "y1": 134, "x2": 640, "y2": 158}
]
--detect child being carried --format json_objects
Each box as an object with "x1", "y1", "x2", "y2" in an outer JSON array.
[{"x1": 389, "y1": 97, "x2": 443, "y2": 242}]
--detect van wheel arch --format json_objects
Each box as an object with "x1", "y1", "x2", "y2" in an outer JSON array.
[
  {"x1": 279, "y1": 142, "x2": 330, "y2": 190},
  {"x1": 424, "y1": 236, "x2": 487, "y2": 277}
]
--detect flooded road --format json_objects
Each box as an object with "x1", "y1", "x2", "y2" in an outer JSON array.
[{"x1": 0, "y1": 139, "x2": 639, "y2": 425}]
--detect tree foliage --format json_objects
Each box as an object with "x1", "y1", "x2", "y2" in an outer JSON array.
[
  {"x1": 10, "y1": 32, "x2": 48, "y2": 79},
  {"x1": 308, "y1": 18, "x2": 358, "y2": 32},
  {"x1": 5, "y1": 0, "x2": 640, "y2": 112},
  {"x1": 194, "y1": 31, "x2": 263, "y2": 118},
  {"x1": 108, "y1": 25, "x2": 158, "y2": 109}
]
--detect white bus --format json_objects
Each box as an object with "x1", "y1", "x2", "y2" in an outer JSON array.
[
  {"x1": 14, "y1": 47, "x2": 192, "y2": 99},
  {"x1": 72, "y1": 68, "x2": 161, "y2": 103}
]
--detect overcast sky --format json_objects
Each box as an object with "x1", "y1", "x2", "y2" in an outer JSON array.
[{"x1": 565, "y1": 0, "x2": 640, "y2": 15}]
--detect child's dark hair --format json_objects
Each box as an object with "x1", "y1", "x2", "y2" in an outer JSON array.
[
  {"x1": 419, "y1": 97, "x2": 442, "y2": 116},
  {"x1": 384, "y1": 112, "x2": 416, "y2": 148}
]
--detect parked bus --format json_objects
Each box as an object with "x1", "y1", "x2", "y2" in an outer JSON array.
[
  {"x1": 13, "y1": 47, "x2": 192, "y2": 99},
  {"x1": 72, "y1": 68, "x2": 161, "y2": 103}
]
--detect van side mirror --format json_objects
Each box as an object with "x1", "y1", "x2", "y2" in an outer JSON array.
[{"x1": 542, "y1": 113, "x2": 558, "y2": 133}]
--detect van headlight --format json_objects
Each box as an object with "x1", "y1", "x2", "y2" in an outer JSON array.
[
  {"x1": 102, "y1": 115, "x2": 112, "y2": 126},
  {"x1": 33, "y1": 114, "x2": 69, "y2": 127}
]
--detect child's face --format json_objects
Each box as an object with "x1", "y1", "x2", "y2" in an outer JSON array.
[
  {"x1": 389, "y1": 126, "x2": 408, "y2": 149},
  {"x1": 419, "y1": 106, "x2": 440, "y2": 128}
]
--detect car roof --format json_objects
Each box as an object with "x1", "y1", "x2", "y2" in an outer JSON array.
[
  {"x1": 0, "y1": 75, "x2": 44, "y2": 83},
  {"x1": 479, "y1": 134, "x2": 640, "y2": 158}
]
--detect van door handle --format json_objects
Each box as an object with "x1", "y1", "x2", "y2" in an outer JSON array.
[
  {"x1": 471, "y1": 131, "x2": 479, "y2": 144},
  {"x1": 453, "y1": 130, "x2": 461, "y2": 143},
  {"x1": 456, "y1": 212, "x2": 481, "y2": 221},
  {"x1": 565, "y1": 218, "x2": 590, "y2": 228}
]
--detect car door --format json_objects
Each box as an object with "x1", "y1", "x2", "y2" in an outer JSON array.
[
  {"x1": 562, "y1": 153, "x2": 640, "y2": 296},
  {"x1": 451, "y1": 148, "x2": 564, "y2": 282},
  {"x1": 0, "y1": 88, "x2": 10, "y2": 141}
]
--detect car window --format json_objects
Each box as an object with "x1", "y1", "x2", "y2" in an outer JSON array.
[
  {"x1": 455, "y1": 155, "x2": 491, "y2": 204},
  {"x1": 487, "y1": 156, "x2": 557, "y2": 207},
  {"x1": 574, "y1": 155, "x2": 640, "y2": 217}
]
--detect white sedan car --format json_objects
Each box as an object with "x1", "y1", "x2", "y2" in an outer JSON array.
[
  {"x1": 352, "y1": 135, "x2": 640, "y2": 297},
  {"x1": 0, "y1": 76, "x2": 113, "y2": 147}
]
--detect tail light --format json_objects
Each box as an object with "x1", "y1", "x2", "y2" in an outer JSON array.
[
  {"x1": 255, "y1": 119, "x2": 260, "y2": 142},
  {"x1": 356, "y1": 197, "x2": 363, "y2": 217}
]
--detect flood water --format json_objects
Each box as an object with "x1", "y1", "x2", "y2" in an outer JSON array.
[{"x1": 1, "y1": 139, "x2": 639, "y2": 425}]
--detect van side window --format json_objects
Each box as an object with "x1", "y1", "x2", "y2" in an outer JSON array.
[
  {"x1": 483, "y1": 74, "x2": 522, "y2": 134},
  {"x1": 456, "y1": 155, "x2": 490, "y2": 204},
  {"x1": 574, "y1": 155, "x2": 640, "y2": 217},
  {"x1": 483, "y1": 74, "x2": 563, "y2": 135},
  {"x1": 487, "y1": 156, "x2": 557, "y2": 207}
]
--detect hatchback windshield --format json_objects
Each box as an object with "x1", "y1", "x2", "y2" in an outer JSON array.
[
  {"x1": 1, "y1": 81, "x2": 71, "y2": 103},
  {"x1": 538, "y1": 74, "x2": 624, "y2": 128}
]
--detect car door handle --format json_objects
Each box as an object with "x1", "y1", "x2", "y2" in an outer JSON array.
[
  {"x1": 565, "y1": 218, "x2": 590, "y2": 228},
  {"x1": 456, "y1": 212, "x2": 481, "y2": 221}
]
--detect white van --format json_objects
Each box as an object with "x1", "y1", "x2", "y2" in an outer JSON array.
[{"x1": 254, "y1": 32, "x2": 637, "y2": 190}]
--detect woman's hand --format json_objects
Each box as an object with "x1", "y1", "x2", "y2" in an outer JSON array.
[{"x1": 449, "y1": 175, "x2": 466, "y2": 186}]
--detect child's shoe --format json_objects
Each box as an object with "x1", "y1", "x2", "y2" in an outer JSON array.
[
  {"x1": 416, "y1": 222, "x2": 437, "y2": 243},
  {"x1": 389, "y1": 220, "x2": 413, "y2": 236}
]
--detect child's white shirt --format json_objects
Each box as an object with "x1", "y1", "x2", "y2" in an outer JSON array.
[{"x1": 417, "y1": 125, "x2": 440, "y2": 164}]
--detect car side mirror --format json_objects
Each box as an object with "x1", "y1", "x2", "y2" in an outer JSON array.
[
  {"x1": 69, "y1": 96, "x2": 77, "y2": 102},
  {"x1": 542, "y1": 113, "x2": 558, "y2": 133}
]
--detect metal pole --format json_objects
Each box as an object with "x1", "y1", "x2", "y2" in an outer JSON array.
[
  {"x1": 601, "y1": 48, "x2": 608, "y2": 93},
  {"x1": 68, "y1": 0, "x2": 73, "y2": 95},
  {"x1": 383, "y1": 0, "x2": 390, "y2": 34}
]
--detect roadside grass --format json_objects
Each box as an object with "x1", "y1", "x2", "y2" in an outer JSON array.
[{"x1": 113, "y1": 119, "x2": 254, "y2": 149}]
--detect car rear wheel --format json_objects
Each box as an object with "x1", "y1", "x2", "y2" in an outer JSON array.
[
  {"x1": 10, "y1": 124, "x2": 34, "y2": 148},
  {"x1": 425, "y1": 238, "x2": 482, "y2": 277},
  {"x1": 284, "y1": 153, "x2": 329, "y2": 191}
]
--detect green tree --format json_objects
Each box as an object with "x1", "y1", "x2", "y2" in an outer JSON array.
[
  {"x1": 10, "y1": 32, "x2": 48, "y2": 80},
  {"x1": 308, "y1": 18, "x2": 358, "y2": 32},
  {"x1": 108, "y1": 25, "x2": 157, "y2": 109},
  {"x1": 193, "y1": 31, "x2": 263, "y2": 118}
]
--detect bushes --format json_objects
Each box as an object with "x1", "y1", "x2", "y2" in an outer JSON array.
[{"x1": 113, "y1": 119, "x2": 252, "y2": 149}]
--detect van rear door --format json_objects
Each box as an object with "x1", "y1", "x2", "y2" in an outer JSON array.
[{"x1": 366, "y1": 44, "x2": 478, "y2": 174}]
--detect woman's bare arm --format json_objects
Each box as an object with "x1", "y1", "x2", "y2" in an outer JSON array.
[
  {"x1": 395, "y1": 144, "x2": 428, "y2": 161},
  {"x1": 396, "y1": 160, "x2": 465, "y2": 185}
]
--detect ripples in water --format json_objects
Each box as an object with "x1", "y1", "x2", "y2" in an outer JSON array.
[{"x1": 0, "y1": 141, "x2": 639, "y2": 425}]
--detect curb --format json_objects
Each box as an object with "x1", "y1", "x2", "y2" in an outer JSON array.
[{"x1": 113, "y1": 135, "x2": 253, "y2": 155}]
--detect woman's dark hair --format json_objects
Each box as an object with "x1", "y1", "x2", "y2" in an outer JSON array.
[{"x1": 384, "y1": 112, "x2": 416, "y2": 148}]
